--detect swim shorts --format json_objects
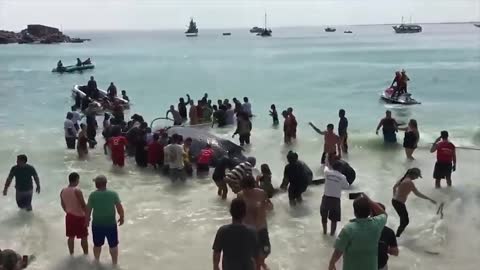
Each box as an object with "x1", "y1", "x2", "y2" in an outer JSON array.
[
  {"x1": 16, "y1": 190, "x2": 33, "y2": 211},
  {"x1": 383, "y1": 132, "x2": 397, "y2": 144},
  {"x1": 320, "y1": 195, "x2": 341, "y2": 222},
  {"x1": 92, "y1": 225, "x2": 118, "y2": 248},
  {"x1": 66, "y1": 213, "x2": 88, "y2": 238},
  {"x1": 433, "y1": 161, "x2": 452, "y2": 179}
]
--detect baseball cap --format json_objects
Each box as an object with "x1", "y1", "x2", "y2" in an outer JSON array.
[{"x1": 407, "y1": 168, "x2": 422, "y2": 178}]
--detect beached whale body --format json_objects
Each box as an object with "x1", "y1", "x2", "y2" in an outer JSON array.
[{"x1": 167, "y1": 126, "x2": 246, "y2": 166}]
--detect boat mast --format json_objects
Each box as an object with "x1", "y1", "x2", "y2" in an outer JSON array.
[{"x1": 264, "y1": 12, "x2": 268, "y2": 29}]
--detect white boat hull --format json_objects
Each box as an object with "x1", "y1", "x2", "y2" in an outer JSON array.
[{"x1": 380, "y1": 87, "x2": 421, "y2": 105}]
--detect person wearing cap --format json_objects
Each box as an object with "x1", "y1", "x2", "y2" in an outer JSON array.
[
  {"x1": 280, "y1": 151, "x2": 309, "y2": 206},
  {"x1": 86, "y1": 175, "x2": 124, "y2": 266},
  {"x1": 391, "y1": 168, "x2": 436, "y2": 237},
  {"x1": 430, "y1": 130, "x2": 456, "y2": 188}
]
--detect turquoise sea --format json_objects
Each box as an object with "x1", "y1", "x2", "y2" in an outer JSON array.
[{"x1": 0, "y1": 24, "x2": 479, "y2": 270}]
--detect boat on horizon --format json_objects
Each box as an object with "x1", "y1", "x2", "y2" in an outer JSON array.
[
  {"x1": 474, "y1": 24, "x2": 480, "y2": 28},
  {"x1": 344, "y1": 30, "x2": 353, "y2": 34},
  {"x1": 185, "y1": 18, "x2": 198, "y2": 37},
  {"x1": 258, "y1": 13, "x2": 272, "y2": 37},
  {"x1": 393, "y1": 16, "x2": 422, "y2": 33},
  {"x1": 222, "y1": 32, "x2": 231, "y2": 36},
  {"x1": 250, "y1": 26, "x2": 263, "y2": 33},
  {"x1": 325, "y1": 27, "x2": 336, "y2": 32}
]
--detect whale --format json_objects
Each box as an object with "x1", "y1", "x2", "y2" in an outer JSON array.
[{"x1": 166, "y1": 126, "x2": 246, "y2": 166}]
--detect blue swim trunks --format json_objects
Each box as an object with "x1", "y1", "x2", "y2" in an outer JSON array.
[{"x1": 92, "y1": 225, "x2": 118, "y2": 248}]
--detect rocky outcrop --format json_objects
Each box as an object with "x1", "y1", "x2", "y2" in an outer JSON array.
[
  {"x1": 0, "y1": 30, "x2": 18, "y2": 44},
  {"x1": 0, "y1": 24, "x2": 80, "y2": 44}
]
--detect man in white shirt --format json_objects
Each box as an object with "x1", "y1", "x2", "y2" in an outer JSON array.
[
  {"x1": 65, "y1": 112, "x2": 78, "y2": 149},
  {"x1": 242, "y1": 97, "x2": 252, "y2": 117},
  {"x1": 321, "y1": 160, "x2": 350, "y2": 236},
  {"x1": 164, "y1": 134, "x2": 186, "y2": 182}
]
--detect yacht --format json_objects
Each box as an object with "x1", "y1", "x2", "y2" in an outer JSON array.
[
  {"x1": 185, "y1": 18, "x2": 198, "y2": 37},
  {"x1": 393, "y1": 17, "x2": 422, "y2": 33}
]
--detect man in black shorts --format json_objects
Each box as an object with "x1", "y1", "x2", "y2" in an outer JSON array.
[
  {"x1": 281, "y1": 151, "x2": 309, "y2": 206},
  {"x1": 321, "y1": 160, "x2": 349, "y2": 236},
  {"x1": 238, "y1": 176, "x2": 273, "y2": 269},
  {"x1": 3, "y1": 155, "x2": 41, "y2": 211},
  {"x1": 430, "y1": 131, "x2": 456, "y2": 188}
]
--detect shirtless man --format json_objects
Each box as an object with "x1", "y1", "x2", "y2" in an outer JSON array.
[
  {"x1": 391, "y1": 168, "x2": 436, "y2": 237},
  {"x1": 308, "y1": 122, "x2": 341, "y2": 164},
  {"x1": 237, "y1": 176, "x2": 273, "y2": 270}
]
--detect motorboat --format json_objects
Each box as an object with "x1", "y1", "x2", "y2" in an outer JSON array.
[
  {"x1": 393, "y1": 24, "x2": 422, "y2": 33},
  {"x1": 185, "y1": 18, "x2": 198, "y2": 37},
  {"x1": 72, "y1": 85, "x2": 130, "y2": 109},
  {"x1": 474, "y1": 24, "x2": 480, "y2": 28},
  {"x1": 222, "y1": 32, "x2": 231, "y2": 36},
  {"x1": 380, "y1": 87, "x2": 420, "y2": 105},
  {"x1": 52, "y1": 64, "x2": 94, "y2": 73},
  {"x1": 344, "y1": 30, "x2": 353, "y2": 34},
  {"x1": 250, "y1": 27, "x2": 263, "y2": 33},
  {"x1": 325, "y1": 27, "x2": 336, "y2": 32}
]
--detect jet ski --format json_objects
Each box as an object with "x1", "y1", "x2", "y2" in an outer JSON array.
[{"x1": 380, "y1": 87, "x2": 421, "y2": 105}]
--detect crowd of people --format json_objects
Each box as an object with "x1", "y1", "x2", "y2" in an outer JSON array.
[{"x1": 2, "y1": 84, "x2": 460, "y2": 269}]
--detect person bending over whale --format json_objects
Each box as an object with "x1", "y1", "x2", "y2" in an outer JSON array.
[
  {"x1": 225, "y1": 157, "x2": 256, "y2": 194},
  {"x1": 280, "y1": 151, "x2": 309, "y2": 206},
  {"x1": 391, "y1": 168, "x2": 436, "y2": 237}
]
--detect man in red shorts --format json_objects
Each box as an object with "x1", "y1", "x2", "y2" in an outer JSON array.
[
  {"x1": 430, "y1": 130, "x2": 456, "y2": 188},
  {"x1": 108, "y1": 127, "x2": 127, "y2": 167},
  {"x1": 60, "y1": 172, "x2": 88, "y2": 255}
]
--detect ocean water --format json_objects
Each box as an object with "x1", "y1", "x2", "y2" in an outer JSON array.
[{"x1": 0, "y1": 24, "x2": 479, "y2": 270}]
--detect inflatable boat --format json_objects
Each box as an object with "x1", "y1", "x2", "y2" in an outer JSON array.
[{"x1": 52, "y1": 64, "x2": 95, "y2": 73}]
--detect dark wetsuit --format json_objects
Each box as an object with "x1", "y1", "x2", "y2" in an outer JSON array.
[
  {"x1": 282, "y1": 161, "x2": 309, "y2": 201},
  {"x1": 403, "y1": 130, "x2": 417, "y2": 149},
  {"x1": 178, "y1": 102, "x2": 188, "y2": 120},
  {"x1": 86, "y1": 114, "x2": 97, "y2": 148}
]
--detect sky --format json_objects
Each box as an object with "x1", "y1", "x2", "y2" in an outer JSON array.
[{"x1": 0, "y1": 0, "x2": 479, "y2": 31}]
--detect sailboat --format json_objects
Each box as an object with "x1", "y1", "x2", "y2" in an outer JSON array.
[
  {"x1": 259, "y1": 13, "x2": 272, "y2": 37},
  {"x1": 185, "y1": 18, "x2": 198, "y2": 37},
  {"x1": 393, "y1": 16, "x2": 422, "y2": 34}
]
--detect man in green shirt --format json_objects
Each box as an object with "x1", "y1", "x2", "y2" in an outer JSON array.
[
  {"x1": 3, "y1": 154, "x2": 40, "y2": 211},
  {"x1": 328, "y1": 194, "x2": 387, "y2": 270},
  {"x1": 86, "y1": 175, "x2": 124, "y2": 266}
]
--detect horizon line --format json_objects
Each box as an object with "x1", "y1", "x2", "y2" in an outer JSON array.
[{"x1": 56, "y1": 21, "x2": 479, "y2": 32}]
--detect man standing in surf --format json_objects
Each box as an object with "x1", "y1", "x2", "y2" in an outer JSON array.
[
  {"x1": 430, "y1": 130, "x2": 456, "y2": 188},
  {"x1": 237, "y1": 176, "x2": 273, "y2": 270},
  {"x1": 308, "y1": 122, "x2": 341, "y2": 164}
]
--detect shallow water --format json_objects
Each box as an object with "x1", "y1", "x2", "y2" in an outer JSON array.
[{"x1": 0, "y1": 24, "x2": 479, "y2": 270}]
